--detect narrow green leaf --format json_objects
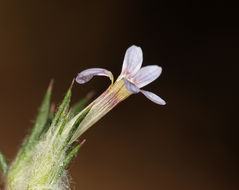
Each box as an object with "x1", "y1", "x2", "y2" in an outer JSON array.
[
  {"x1": 66, "y1": 106, "x2": 91, "y2": 144},
  {"x1": 63, "y1": 141, "x2": 85, "y2": 169},
  {"x1": 58, "y1": 111, "x2": 70, "y2": 135},
  {"x1": 0, "y1": 151, "x2": 8, "y2": 175},
  {"x1": 52, "y1": 141, "x2": 85, "y2": 183},
  {"x1": 51, "y1": 81, "x2": 73, "y2": 129},
  {"x1": 26, "y1": 80, "x2": 53, "y2": 146},
  {"x1": 9, "y1": 81, "x2": 53, "y2": 174},
  {"x1": 40, "y1": 103, "x2": 56, "y2": 135},
  {"x1": 23, "y1": 80, "x2": 52, "y2": 149}
]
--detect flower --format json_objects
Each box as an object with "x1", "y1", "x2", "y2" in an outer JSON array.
[
  {"x1": 77, "y1": 45, "x2": 166, "y2": 105},
  {"x1": 69, "y1": 45, "x2": 166, "y2": 143}
]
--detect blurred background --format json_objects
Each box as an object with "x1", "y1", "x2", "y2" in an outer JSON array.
[{"x1": 0, "y1": 0, "x2": 238, "y2": 189}]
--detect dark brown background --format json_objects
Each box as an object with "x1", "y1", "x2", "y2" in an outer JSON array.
[{"x1": 0, "y1": 1, "x2": 238, "y2": 190}]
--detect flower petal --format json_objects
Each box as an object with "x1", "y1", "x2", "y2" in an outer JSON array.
[
  {"x1": 121, "y1": 45, "x2": 143, "y2": 77},
  {"x1": 133, "y1": 65, "x2": 162, "y2": 88},
  {"x1": 76, "y1": 68, "x2": 114, "y2": 84},
  {"x1": 123, "y1": 78, "x2": 140, "y2": 94},
  {"x1": 140, "y1": 89, "x2": 166, "y2": 105}
]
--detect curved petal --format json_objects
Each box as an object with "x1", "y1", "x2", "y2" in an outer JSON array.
[
  {"x1": 123, "y1": 78, "x2": 140, "y2": 94},
  {"x1": 76, "y1": 68, "x2": 114, "y2": 84},
  {"x1": 121, "y1": 45, "x2": 143, "y2": 77},
  {"x1": 133, "y1": 65, "x2": 162, "y2": 88},
  {"x1": 140, "y1": 89, "x2": 166, "y2": 105}
]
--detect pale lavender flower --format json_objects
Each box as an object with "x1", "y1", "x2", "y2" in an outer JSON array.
[
  {"x1": 76, "y1": 45, "x2": 166, "y2": 105},
  {"x1": 70, "y1": 45, "x2": 166, "y2": 143}
]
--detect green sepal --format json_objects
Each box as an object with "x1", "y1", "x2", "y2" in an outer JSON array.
[
  {"x1": 66, "y1": 106, "x2": 91, "y2": 144},
  {"x1": 11, "y1": 81, "x2": 53, "y2": 171},
  {"x1": 40, "y1": 104, "x2": 55, "y2": 135},
  {"x1": 63, "y1": 143, "x2": 83, "y2": 169},
  {"x1": 51, "y1": 83, "x2": 72, "y2": 129},
  {"x1": 0, "y1": 150, "x2": 8, "y2": 175},
  {"x1": 26, "y1": 80, "x2": 53, "y2": 146},
  {"x1": 58, "y1": 112, "x2": 70, "y2": 135},
  {"x1": 51, "y1": 142, "x2": 84, "y2": 183}
]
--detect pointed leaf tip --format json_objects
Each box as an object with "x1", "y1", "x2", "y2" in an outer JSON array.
[
  {"x1": 48, "y1": 79, "x2": 54, "y2": 91},
  {"x1": 79, "y1": 139, "x2": 86, "y2": 146},
  {"x1": 70, "y1": 78, "x2": 75, "y2": 90}
]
